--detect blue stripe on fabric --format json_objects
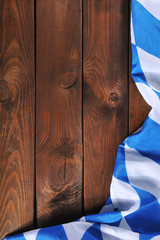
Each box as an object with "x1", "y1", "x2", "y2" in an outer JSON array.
[
  {"x1": 132, "y1": 0, "x2": 160, "y2": 59},
  {"x1": 105, "y1": 197, "x2": 112, "y2": 205},
  {"x1": 113, "y1": 141, "x2": 130, "y2": 184},
  {"x1": 139, "y1": 233, "x2": 159, "y2": 240},
  {"x1": 81, "y1": 223, "x2": 103, "y2": 240},
  {"x1": 85, "y1": 210, "x2": 122, "y2": 225},
  {"x1": 108, "y1": 220, "x2": 122, "y2": 228},
  {"x1": 127, "y1": 116, "x2": 160, "y2": 165},
  {"x1": 126, "y1": 186, "x2": 160, "y2": 234},
  {"x1": 131, "y1": 43, "x2": 160, "y2": 100},
  {"x1": 131, "y1": 43, "x2": 147, "y2": 85},
  {"x1": 36, "y1": 225, "x2": 67, "y2": 240}
]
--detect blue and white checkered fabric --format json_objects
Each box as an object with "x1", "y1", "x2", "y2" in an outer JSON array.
[{"x1": 4, "y1": 0, "x2": 160, "y2": 239}]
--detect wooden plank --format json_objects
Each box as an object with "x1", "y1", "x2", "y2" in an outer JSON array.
[
  {"x1": 36, "y1": 0, "x2": 83, "y2": 227},
  {"x1": 0, "y1": 0, "x2": 35, "y2": 239},
  {"x1": 83, "y1": 0, "x2": 129, "y2": 214}
]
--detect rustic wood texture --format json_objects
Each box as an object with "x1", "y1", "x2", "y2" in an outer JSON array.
[
  {"x1": 0, "y1": 1, "x2": 151, "y2": 237},
  {"x1": 36, "y1": 0, "x2": 83, "y2": 227},
  {"x1": 0, "y1": 0, "x2": 35, "y2": 239},
  {"x1": 83, "y1": 0, "x2": 129, "y2": 214}
]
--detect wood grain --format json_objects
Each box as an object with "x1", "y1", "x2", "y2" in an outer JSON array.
[
  {"x1": 0, "y1": 0, "x2": 35, "y2": 239},
  {"x1": 36, "y1": 0, "x2": 83, "y2": 227},
  {"x1": 83, "y1": 0, "x2": 129, "y2": 214}
]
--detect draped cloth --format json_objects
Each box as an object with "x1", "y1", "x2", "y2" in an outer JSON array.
[{"x1": 4, "y1": 0, "x2": 160, "y2": 239}]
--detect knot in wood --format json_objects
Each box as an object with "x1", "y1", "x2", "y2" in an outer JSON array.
[
  {"x1": 108, "y1": 92, "x2": 120, "y2": 107},
  {"x1": 0, "y1": 80, "x2": 10, "y2": 102},
  {"x1": 59, "y1": 72, "x2": 78, "y2": 89}
]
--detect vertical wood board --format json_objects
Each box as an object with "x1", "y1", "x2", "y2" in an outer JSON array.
[
  {"x1": 0, "y1": 0, "x2": 35, "y2": 238},
  {"x1": 83, "y1": 0, "x2": 129, "y2": 214},
  {"x1": 36, "y1": 0, "x2": 83, "y2": 227}
]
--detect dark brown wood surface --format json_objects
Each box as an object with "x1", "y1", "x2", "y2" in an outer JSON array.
[
  {"x1": 0, "y1": 1, "x2": 151, "y2": 238},
  {"x1": 36, "y1": 0, "x2": 83, "y2": 227},
  {"x1": 0, "y1": 0, "x2": 35, "y2": 239},
  {"x1": 83, "y1": 0, "x2": 129, "y2": 214}
]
